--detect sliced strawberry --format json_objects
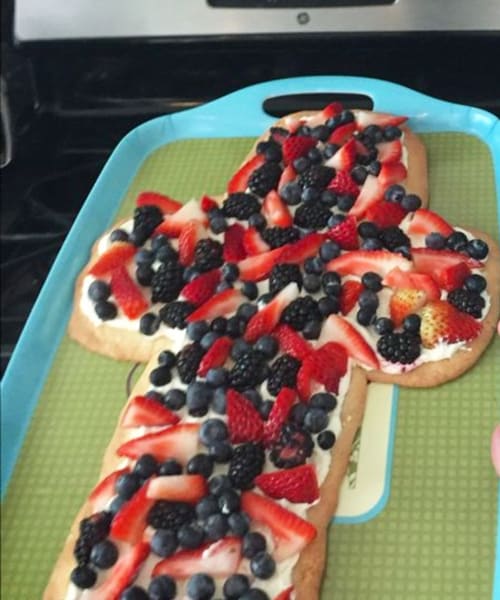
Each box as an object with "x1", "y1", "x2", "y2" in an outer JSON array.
[
  {"x1": 241, "y1": 491, "x2": 317, "y2": 561},
  {"x1": 278, "y1": 164, "x2": 297, "y2": 189},
  {"x1": 155, "y1": 199, "x2": 208, "y2": 238},
  {"x1": 325, "y1": 138, "x2": 357, "y2": 171},
  {"x1": 136, "y1": 191, "x2": 183, "y2": 214},
  {"x1": 282, "y1": 135, "x2": 317, "y2": 165},
  {"x1": 85, "y1": 542, "x2": 150, "y2": 600},
  {"x1": 327, "y1": 170, "x2": 360, "y2": 197},
  {"x1": 243, "y1": 227, "x2": 271, "y2": 256},
  {"x1": 279, "y1": 232, "x2": 324, "y2": 264},
  {"x1": 88, "y1": 242, "x2": 137, "y2": 277},
  {"x1": 186, "y1": 288, "x2": 245, "y2": 322},
  {"x1": 326, "y1": 215, "x2": 358, "y2": 250},
  {"x1": 274, "y1": 587, "x2": 294, "y2": 600},
  {"x1": 376, "y1": 140, "x2": 402, "y2": 164},
  {"x1": 223, "y1": 222, "x2": 247, "y2": 262},
  {"x1": 117, "y1": 423, "x2": 200, "y2": 463},
  {"x1": 296, "y1": 357, "x2": 321, "y2": 401},
  {"x1": 389, "y1": 288, "x2": 428, "y2": 326},
  {"x1": 273, "y1": 324, "x2": 313, "y2": 361},
  {"x1": 419, "y1": 300, "x2": 482, "y2": 348},
  {"x1": 226, "y1": 389, "x2": 264, "y2": 444},
  {"x1": 378, "y1": 162, "x2": 408, "y2": 187},
  {"x1": 153, "y1": 538, "x2": 242, "y2": 580},
  {"x1": 383, "y1": 268, "x2": 441, "y2": 301},
  {"x1": 255, "y1": 464, "x2": 319, "y2": 504},
  {"x1": 327, "y1": 249, "x2": 413, "y2": 278},
  {"x1": 412, "y1": 248, "x2": 482, "y2": 273},
  {"x1": 327, "y1": 122, "x2": 357, "y2": 145},
  {"x1": 339, "y1": 280, "x2": 363, "y2": 315},
  {"x1": 438, "y1": 261, "x2": 472, "y2": 292},
  {"x1": 88, "y1": 468, "x2": 130, "y2": 512},
  {"x1": 262, "y1": 190, "x2": 293, "y2": 227},
  {"x1": 238, "y1": 247, "x2": 284, "y2": 281},
  {"x1": 110, "y1": 483, "x2": 155, "y2": 544},
  {"x1": 263, "y1": 388, "x2": 296, "y2": 447},
  {"x1": 349, "y1": 174, "x2": 385, "y2": 218},
  {"x1": 228, "y1": 154, "x2": 266, "y2": 194},
  {"x1": 296, "y1": 342, "x2": 348, "y2": 400},
  {"x1": 200, "y1": 194, "x2": 219, "y2": 213},
  {"x1": 244, "y1": 282, "x2": 300, "y2": 343},
  {"x1": 197, "y1": 336, "x2": 233, "y2": 377},
  {"x1": 408, "y1": 208, "x2": 454, "y2": 237},
  {"x1": 364, "y1": 200, "x2": 406, "y2": 228},
  {"x1": 110, "y1": 266, "x2": 149, "y2": 319},
  {"x1": 318, "y1": 314, "x2": 380, "y2": 370},
  {"x1": 316, "y1": 341, "x2": 349, "y2": 377},
  {"x1": 181, "y1": 269, "x2": 221, "y2": 306},
  {"x1": 322, "y1": 101, "x2": 344, "y2": 119},
  {"x1": 178, "y1": 219, "x2": 207, "y2": 267},
  {"x1": 355, "y1": 110, "x2": 407, "y2": 129},
  {"x1": 147, "y1": 474, "x2": 208, "y2": 504},
  {"x1": 121, "y1": 395, "x2": 180, "y2": 428}
]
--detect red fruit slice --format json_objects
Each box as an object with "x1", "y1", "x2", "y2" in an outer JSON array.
[
  {"x1": 377, "y1": 140, "x2": 402, "y2": 164},
  {"x1": 278, "y1": 164, "x2": 297, "y2": 189},
  {"x1": 187, "y1": 288, "x2": 245, "y2": 322},
  {"x1": 117, "y1": 423, "x2": 200, "y2": 463},
  {"x1": 349, "y1": 174, "x2": 385, "y2": 218},
  {"x1": 327, "y1": 170, "x2": 360, "y2": 197},
  {"x1": 408, "y1": 208, "x2": 454, "y2": 237},
  {"x1": 326, "y1": 215, "x2": 358, "y2": 250},
  {"x1": 325, "y1": 138, "x2": 357, "y2": 171},
  {"x1": 200, "y1": 194, "x2": 219, "y2": 213},
  {"x1": 274, "y1": 587, "x2": 294, "y2": 600},
  {"x1": 227, "y1": 154, "x2": 266, "y2": 194},
  {"x1": 121, "y1": 395, "x2": 180, "y2": 428},
  {"x1": 243, "y1": 227, "x2": 271, "y2": 256},
  {"x1": 262, "y1": 190, "x2": 293, "y2": 227},
  {"x1": 136, "y1": 191, "x2": 183, "y2": 214},
  {"x1": 147, "y1": 475, "x2": 208, "y2": 504},
  {"x1": 181, "y1": 269, "x2": 221, "y2": 306},
  {"x1": 153, "y1": 537, "x2": 242, "y2": 580},
  {"x1": 378, "y1": 162, "x2": 408, "y2": 187},
  {"x1": 319, "y1": 314, "x2": 380, "y2": 370},
  {"x1": 327, "y1": 249, "x2": 413, "y2": 278},
  {"x1": 355, "y1": 110, "x2": 407, "y2": 129},
  {"x1": 155, "y1": 199, "x2": 208, "y2": 238},
  {"x1": 279, "y1": 232, "x2": 324, "y2": 264},
  {"x1": 383, "y1": 267, "x2": 440, "y2": 299},
  {"x1": 110, "y1": 483, "x2": 155, "y2": 544},
  {"x1": 178, "y1": 219, "x2": 206, "y2": 266},
  {"x1": 438, "y1": 261, "x2": 472, "y2": 292},
  {"x1": 110, "y1": 266, "x2": 149, "y2": 319},
  {"x1": 364, "y1": 200, "x2": 406, "y2": 228},
  {"x1": 322, "y1": 101, "x2": 344, "y2": 119},
  {"x1": 282, "y1": 135, "x2": 317, "y2": 165},
  {"x1": 263, "y1": 388, "x2": 296, "y2": 447},
  {"x1": 419, "y1": 300, "x2": 482, "y2": 348},
  {"x1": 244, "y1": 282, "x2": 300, "y2": 343},
  {"x1": 390, "y1": 288, "x2": 428, "y2": 326},
  {"x1": 88, "y1": 468, "x2": 130, "y2": 512},
  {"x1": 238, "y1": 247, "x2": 284, "y2": 281},
  {"x1": 88, "y1": 242, "x2": 137, "y2": 277},
  {"x1": 327, "y1": 122, "x2": 357, "y2": 145},
  {"x1": 226, "y1": 389, "x2": 264, "y2": 444},
  {"x1": 412, "y1": 248, "x2": 482, "y2": 273},
  {"x1": 339, "y1": 280, "x2": 363, "y2": 315},
  {"x1": 255, "y1": 464, "x2": 319, "y2": 503},
  {"x1": 273, "y1": 324, "x2": 313, "y2": 361},
  {"x1": 223, "y1": 223, "x2": 247, "y2": 262},
  {"x1": 241, "y1": 491, "x2": 317, "y2": 561},
  {"x1": 85, "y1": 542, "x2": 150, "y2": 600},
  {"x1": 317, "y1": 341, "x2": 349, "y2": 377},
  {"x1": 197, "y1": 336, "x2": 233, "y2": 377},
  {"x1": 296, "y1": 342, "x2": 348, "y2": 400},
  {"x1": 296, "y1": 357, "x2": 321, "y2": 401}
]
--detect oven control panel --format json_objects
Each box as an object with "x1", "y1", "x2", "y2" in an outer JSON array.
[{"x1": 15, "y1": 0, "x2": 500, "y2": 40}]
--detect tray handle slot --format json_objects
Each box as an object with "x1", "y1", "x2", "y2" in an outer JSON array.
[{"x1": 262, "y1": 93, "x2": 373, "y2": 118}]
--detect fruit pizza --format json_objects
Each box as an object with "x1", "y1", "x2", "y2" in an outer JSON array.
[{"x1": 46, "y1": 102, "x2": 499, "y2": 600}]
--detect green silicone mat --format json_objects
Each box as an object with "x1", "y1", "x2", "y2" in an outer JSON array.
[{"x1": 2, "y1": 133, "x2": 499, "y2": 599}]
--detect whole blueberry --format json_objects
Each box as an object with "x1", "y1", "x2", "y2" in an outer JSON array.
[
  {"x1": 351, "y1": 165, "x2": 368, "y2": 185},
  {"x1": 115, "y1": 472, "x2": 141, "y2": 500},
  {"x1": 242, "y1": 531, "x2": 267, "y2": 558},
  {"x1": 151, "y1": 529, "x2": 178, "y2": 557},
  {"x1": 108, "y1": 496, "x2": 126, "y2": 515},
  {"x1": 109, "y1": 228, "x2": 129, "y2": 242},
  {"x1": 403, "y1": 313, "x2": 421, "y2": 334},
  {"x1": 318, "y1": 295, "x2": 340, "y2": 317},
  {"x1": 303, "y1": 320, "x2": 322, "y2": 340},
  {"x1": 218, "y1": 489, "x2": 241, "y2": 514},
  {"x1": 464, "y1": 274, "x2": 487, "y2": 293},
  {"x1": 366, "y1": 160, "x2": 381, "y2": 176},
  {"x1": 226, "y1": 316, "x2": 246, "y2": 338},
  {"x1": 317, "y1": 430, "x2": 336, "y2": 450},
  {"x1": 302, "y1": 186, "x2": 320, "y2": 203},
  {"x1": 88, "y1": 280, "x2": 111, "y2": 302},
  {"x1": 95, "y1": 300, "x2": 118, "y2": 321},
  {"x1": 187, "y1": 320, "x2": 210, "y2": 342},
  {"x1": 187, "y1": 454, "x2": 214, "y2": 479},
  {"x1": 290, "y1": 402, "x2": 308, "y2": 425},
  {"x1": 425, "y1": 232, "x2": 447, "y2": 250},
  {"x1": 280, "y1": 182, "x2": 302, "y2": 206},
  {"x1": 311, "y1": 125, "x2": 330, "y2": 142},
  {"x1": 200, "y1": 331, "x2": 220, "y2": 351},
  {"x1": 211, "y1": 387, "x2": 227, "y2": 415},
  {"x1": 177, "y1": 523, "x2": 205, "y2": 549},
  {"x1": 120, "y1": 586, "x2": 149, "y2": 600},
  {"x1": 141, "y1": 313, "x2": 161, "y2": 336},
  {"x1": 337, "y1": 194, "x2": 355, "y2": 212},
  {"x1": 151, "y1": 234, "x2": 169, "y2": 251},
  {"x1": 206, "y1": 367, "x2": 229, "y2": 388},
  {"x1": 237, "y1": 302, "x2": 259, "y2": 322},
  {"x1": 303, "y1": 274, "x2": 321, "y2": 294},
  {"x1": 447, "y1": 231, "x2": 468, "y2": 252},
  {"x1": 186, "y1": 382, "x2": 213, "y2": 416},
  {"x1": 248, "y1": 213, "x2": 267, "y2": 230},
  {"x1": 222, "y1": 262, "x2": 239, "y2": 283},
  {"x1": 322, "y1": 271, "x2": 342, "y2": 297},
  {"x1": 209, "y1": 440, "x2": 233, "y2": 463},
  {"x1": 90, "y1": 539, "x2": 118, "y2": 569},
  {"x1": 319, "y1": 240, "x2": 341, "y2": 262},
  {"x1": 136, "y1": 264, "x2": 154, "y2": 286},
  {"x1": 228, "y1": 512, "x2": 250, "y2": 537},
  {"x1": 323, "y1": 142, "x2": 340, "y2": 158},
  {"x1": 384, "y1": 184, "x2": 405, "y2": 203},
  {"x1": 133, "y1": 454, "x2": 158, "y2": 479},
  {"x1": 374, "y1": 317, "x2": 394, "y2": 334},
  {"x1": 199, "y1": 419, "x2": 229, "y2": 446},
  {"x1": 361, "y1": 271, "x2": 382, "y2": 291},
  {"x1": 240, "y1": 589, "x2": 270, "y2": 600},
  {"x1": 210, "y1": 214, "x2": 227, "y2": 234},
  {"x1": 304, "y1": 407, "x2": 329, "y2": 433},
  {"x1": 358, "y1": 289, "x2": 379, "y2": 311},
  {"x1": 148, "y1": 575, "x2": 176, "y2": 600},
  {"x1": 208, "y1": 474, "x2": 233, "y2": 496},
  {"x1": 164, "y1": 388, "x2": 186, "y2": 411},
  {"x1": 250, "y1": 551, "x2": 276, "y2": 579},
  {"x1": 361, "y1": 237, "x2": 383, "y2": 251},
  {"x1": 327, "y1": 213, "x2": 345, "y2": 229},
  {"x1": 203, "y1": 513, "x2": 229, "y2": 541},
  {"x1": 384, "y1": 125, "x2": 402, "y2": 140},
  {"x1": 196, "y1": 495, "x2": 220, "y2": 520},
  {"x1": 254, "y1": 335, "x2": 279, "y2": 359},
  {"x1": 158, "y1": 350, "x2": 176, "y2": 368},
  {"x1": 467, "y1": 238, "x2": 489, "y2": 260},
  {"x1": 135, "y1": 248, "x2": 155, "y2": 265},
  {"x1": 320, "y1": 190, "x2": 338, "y2": 207},
  {"x1": 158, "y1": 459, "x2": 182, "y2": 476},
  {"x1": 211, "y1": 316, "x2": 228, "y2": 334},
  {"x1": 223, "y1": 574, "x2": 251, "y2": 599},
  {"x1": 70, "y1": 565, "x2": 97, "y2": 589},
  {"x1": 186, "y1": 574, "x2": 215, "y2": 600},
  {"x1": 310, "y1": 392, "x2": 337, "y2": 412},
  {"x1": 149, "y1": 365, "x2": 171, "y2": 387},
  {"x1": 357, "y1": 221, "x2": 379, "y2": 239},
  {"x1": 293, "y1": 156, "x2": 310, "y2": 173},
  {"x1": 231, "y1": 338, "x2": 252, "y2": 361},
  {"x1": 401, "y1": 193, "x2": 422, "y2": 212},
  {"x1": 242, "y1": 281, "x2": 259, "y2": 300},
  {"x1": 356, "y1": 307, "x2": 376, "y2": 326}
]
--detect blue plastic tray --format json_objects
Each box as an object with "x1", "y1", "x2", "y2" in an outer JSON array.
[{"x1": 2, "y1": 76, "x2": 500, "y2": 595}]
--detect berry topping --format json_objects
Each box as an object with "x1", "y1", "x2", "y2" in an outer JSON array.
[
  {"x1": 228, "y1": 442, "x2": 265, "y2": 490},
  {"x1": 250, "y1": 551, "x2": 276, "y2": 579},
  {"x1": 245, "y1": 282, "x2": 300, "y2": 342},
  {"x1": 227, "y1": 154, "x2": 266, "y2": 194},
  {"x1": 281, "y1": 296, "x2": 322, "y2": 331},
  {"x1": 339, "y1": 280, "x2": 363, "y2": 315},
  {"x1": 187, "y1": 288, "x2": 245, "y2": 323},
  {"x1": 263, "y1": 387, "x2": 296, "y2": 446},
  {"x1": 447, "y1": 288, "x2": 485, "y2": 318},
  {"x1": 261, "y1": 226, "x2": 300, "y2": 249},
  {"x1": 151, "y1": 259, "x2": 185, "y2": 304},
  {"x1": 197, "y1": 336, "x2": 233, "y2": 377},
  {"x1": 110, "y1": 266, "x2": 149, "y2": 319},
  {"x1": 248, "y1": 162, "x2": 283, "y2": 197},
  {"x1": 176, "y1": 342, "x2": 205, "y2": 383},
  {"x1": 255, "y1": 464, "x2": 319, "y2": 503},
  {"x1": 364, "y1": 200, "x2": 406, "y2": 228},
  {"x1": 238, "y1": 247, "x2": 285, "y2": 282},
  {"x1": 389, "y1": 288, "x2": 428, "y2": 327},
  {"x1": 110, "y1": 483, "x2": 156, "y2": 544},
  {"x1": 327, "y1": 249, "x2": 412, "y2": 278},
  {"x1": 160, "y1": 301, "x2": 195, "y2": 329},
  {"x1": 131, "y1": 205, "x2": 164, "y2": 246},
  {"x1": 186, "y1": 574, "x2": 216, "y2": 600},
  {"x1": 223, "y1": 193, "x2": 262, "y2": 220},
  {"x1": 147, "y1": 501, "x2": 195, "y2": 532},
  {"x1": 178, "y1": 219, "x2": 207, "y2": 267},
  {"x1": 88, "y1": 242, "x2": 137, "y2": 277},
  {"x1": 418, "y1": 300, "x2": 482, "y2": 348},
  {"x1": 266, "y1": 355, "x2": 301, "y2": 397},
  {"x1": 273, "y1": 324, "x2": 313, "y2": 361},
  {"x1": 136, "y1": 191, "x2": 183, "y2": 214},
  {"x1": 226, "y1": 389, "x2": 264, "y2": 444},
  {"x1": 279, "y1": 232, "x2": 324, "y2": 264},
  {"x1": 147, "y1": 475, "x2": 208, "y2": 504},
  {"x1": 294, "y1": 200, "x2": 332, "y2": 230},
  {"x1": 408, "y1": 208, "x2": 454, "y2": 237},
  {"x1": 282, "y1": 135, "x2": 316, "y2": 165},
  {"x1": 223, "y1": 222, "x2": 247, "y2": 262},
  {"x1": 377, "y1": 331, "x2": 421, "y2": 364},
  {"x1": 269, "y1": 423, "x2": 314, "y2": 469},
  {"x1": 70, "y1": 565, "x2": 97, "y2": 589},
  {"x1": 121, "y1": 395, "x2": 180, "y2": 428},
  {"x1": 262, "y1": 190, "x2": 293, "y2": 227},
  {"x1": 298, "y1": 164, "x2": 335, "y2": 191},
  {"x1": 243, "y1": 227, "x2": 271, "y2": 255},
  {"x1": 326, "y1": 214, "x2": 358, "y2": 250},
  {"x1": 194, "y1": 238, "x2": 224, "y2": 272}
]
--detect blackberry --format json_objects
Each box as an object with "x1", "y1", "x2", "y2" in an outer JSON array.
[
  {"x1": 176, "y1": 343, "x2": 205, "y2": 383},
  {"x1": 256, "y1": 139, "x2": 282, "y2": 162},
  {"x1": 294, "y1": 201, "x2": 331, "y2": 230},
  {"x1": 147, "y1": 501, "x2": 195, "y2": 532},
  {"x1": 151, "y1": 260, "x2": 184, "y2": 303},
  {"x1": 269, "y1": 264, "x2": 303, "y2": 295},
  {"x1": 447, "y1": 289, "x2": 485, "y2": 318},
  {"x1": 377, "y1": 332, "x2": 421, "y2": 364},
  {"x1": 73, "y1": 537, "x2": 92, "y2": 566},
  {"x1": 379, "y1": 226, "x2": 411, "y2": 252},
  {"x1": 267, "y1": 354, "x2": 301, "y2": 396},
  {"x1": 194, "y1": 239, "x2": 223, "y2": 272},
  {"x1": 74, "y1": 512, "x2": 112, "y2": 565},
  {"x1": 261, "y1": 227, "x2": 300, "y2": 249},
  {"x1": 223, "y1": 193, "x2": 261, "y2": 220},
  {"x1": 298, "y1": 165, "x2": 335, "y2": 191},
  {"x1": 281, "y1": 296, "x2": 322, "y2": 331},
  {"x1": 270, "y1": 423, "x2": 314, "y2": 469},
  {"x1": 131, "y1": 205, "x2": 164, "y2": 246},
  {"x1": 228, "y1": 442, "x2": 265, "y2": 490},
  {"x1": 160, "y1": 301, "x2": 195, "y2": 329},
  {"x1": 248, "y1": 162, "x2": 282, "y2": 197},
  {"x1": 229, "y1": 351, "x2": 268, "y2": 391}
]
